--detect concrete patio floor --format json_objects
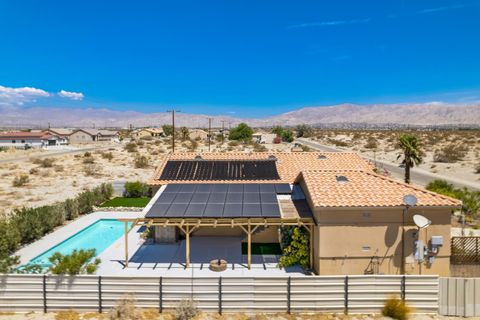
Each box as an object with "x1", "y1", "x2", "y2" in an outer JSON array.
[{"x1": 97, "y1": 225, "x2": 308, "y2": 277}]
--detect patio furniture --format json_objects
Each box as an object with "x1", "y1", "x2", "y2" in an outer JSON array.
[{"x1": 209, "y1": 259, "x2": 227, "y2": 272}]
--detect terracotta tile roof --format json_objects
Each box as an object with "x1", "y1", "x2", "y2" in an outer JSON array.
[
  {"x1": 0, "y1": 132, "x2": 53, "y2": 140},
  {"x1": 297, "y1": 169, "x2": 461, "y2": 208},
  {"x1": 149, "y1": 152, "x2": 374, "y2": 185}
]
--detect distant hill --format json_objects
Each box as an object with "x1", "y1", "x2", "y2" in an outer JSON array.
[{"x1": 1, "y1": 103, "x2": 479, "y2": 128}]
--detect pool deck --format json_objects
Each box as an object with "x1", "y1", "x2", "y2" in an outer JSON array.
[{"x1": 15, "y1": 210, "x2": 307, "y2": 277}]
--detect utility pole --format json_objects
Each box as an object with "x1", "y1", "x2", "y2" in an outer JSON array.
[
  {"x1": 167, "y1": 109, "x2": 180, "y2": 152},
  {"x1": 207, "y1": 117, "x2": 213, "y2": 152},
  {"x1": 220, "y1": 120, "x2": 225, "y2": 145}
]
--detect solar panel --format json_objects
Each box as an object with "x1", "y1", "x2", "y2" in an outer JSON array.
[
  {"x1": 159, "y1": 160, "x2": 280, "y2": 181},
  {"x1": 274, "y1": 183, "x2": 292, "y2": 194},
  {"x1": 144, "y1": 183, "x2": 283, "y2": 218}
]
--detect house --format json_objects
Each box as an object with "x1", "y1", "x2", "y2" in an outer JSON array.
[
  {"x1": 69, "y1": 129, "x2": 118, "y2": 144},
  {"x1": 132, "y1": 128, "x2": 164, "y2": 138},
  {"x1": 0, "y1": 132, "x2": 61, "y2": 148},
  {"x1": 252, "y1": 132, "x2": 276, "y2": 144},
  {"x1": 43, "y1": 128, "x2": 72, "y2": 145},
  {"x1": 119, "y1": 152, "x2": 459, "y2": 276},
  {"x1": 188, "y1": 129, "x2": 209, "y2": 141}
]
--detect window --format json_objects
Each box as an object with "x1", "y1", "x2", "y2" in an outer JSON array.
[
  {"x1": 21, "y1": 140, "x2": 25, "y2": 143},
  {"x1": 12, "y1": 140, "x2": 15, "y2": 143}
]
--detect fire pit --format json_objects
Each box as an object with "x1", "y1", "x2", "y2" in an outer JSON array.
[{"x1": 209, "y1": 259, "x2": 227, "y2": 272}]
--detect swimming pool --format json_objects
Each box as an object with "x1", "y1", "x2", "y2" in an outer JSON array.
[{"x1": 25, "y1": 219, "x2": 132, "y2": 268}]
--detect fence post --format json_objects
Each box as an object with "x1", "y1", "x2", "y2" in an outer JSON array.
[
  {"x1": 43, "y1": 274, "x2": 47, "y2": 313},
  {"x1": 218, "y1": 277, "x2": 222, "y2": 315},
  {"x1": 401, "y1": 275, "x2": 406, "y2": 302},
  {"x1": 98, "y1": 276, "x2": 103, "y2": 313},
  {"x1": 344, "y1": 276, "x2": 349, "y2": 315},
  {"x1": 287, "y1": 277, "x2": 291, "y2": 314},
  {"x1": 159, "y1": 277, "x2": 163, "y2": 313}
]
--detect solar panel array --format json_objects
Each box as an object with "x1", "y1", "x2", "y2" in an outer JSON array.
[
  {"x1": 159, "y1": 160, "x2": 280, "y2": 181},
  {"x1": 145, "y1": 183, "x2": 291, "y2": 219}
]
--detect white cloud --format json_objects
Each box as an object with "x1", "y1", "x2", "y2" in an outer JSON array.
[
  {"x1": 58, "y1": 90, "x2": 84, "y2": 100},
  {"x1": 416, "y1": 4, "x2": 465, "y2": 14},
  {"x1": 0, "y1": 85, "x2": 50, "y2": 106},
  {"x1": 288, "y1": 18, "x2": 371, "y2": 29}
]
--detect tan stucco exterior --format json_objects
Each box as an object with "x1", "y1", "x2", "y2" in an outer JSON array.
[{"x1": 69, "y1": 130, "x2": 96, "y2": 144}]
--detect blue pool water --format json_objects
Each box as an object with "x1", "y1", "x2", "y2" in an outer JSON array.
[{"x1": 26, "y1": 219, "x2": 132, "y2": 268}]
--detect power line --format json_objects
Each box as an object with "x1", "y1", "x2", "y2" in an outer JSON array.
[{"x1": 167, "y1": 109, "x2": 180, "y2": 152}]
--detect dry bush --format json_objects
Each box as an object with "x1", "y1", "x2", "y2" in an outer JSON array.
[
  {"x1": 33, "y1": 157, "x2": 55, "y2": 168},
  {"x1": 84, "y1": 151, "x2": 92, "y2": 157},
  {"x1": 12, "y1": 174, "x2": 29, "y2": 187},
  {"x1": 29, "y1": 167, "x2": 39, "y2": 175},
  {"x1": 253, "y1": 143, "x2": 268, "y2": 152},
  {"x1": 475, "y1": 163, "x2": 480, "y2": 174},
  {"x1": 174, "y1": 299, "x2": 198, "y2": 320},
  {"x1": 327, "y1": 138, "x2": 349, "y2": 147},
  {"x1": 55, "y1": 310, "x2": 81, "y2": 320},
  {"x1": 382, "y1": 296, "x2": 411, "y2": 320},
  {"x1": 84, "y1": 164, "x2": 101, "y2": 176},
  {"x1": 136, "y1": 139, "x2": 144, "y2": 147},
  {"x1": 364, "y1": 137, "x2": 378, "y2": 149},
  {"x1": 83, "y1": 156, "x2": 95, "y2": 164},
  {"x1": 54, "y1": 165, "x2": 64, "y2": 172},
  {"x1": 433, "y1": 144, "x2": 468, "y2": 163},
  {"x1": 102, "y1": 152, "x2": 114, "y2": 161},
  {"x1": 125, "y1": 142, "x2": 137, "y2": 152},
  {"x1": 134, "y1": 155, "x2": 149, "y2": 168},
  {"x1": 108, "y1": 294, "x2": 141, "y2": 320}
]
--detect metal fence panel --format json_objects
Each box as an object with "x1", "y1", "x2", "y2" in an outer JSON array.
[{"x1": 439, "y1": 277, "x2": 480, "y2": 317}]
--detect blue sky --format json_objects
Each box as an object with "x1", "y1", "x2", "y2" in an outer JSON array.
[{"x1": 0, "y1": 0, "x2": 479, "y2": 117}]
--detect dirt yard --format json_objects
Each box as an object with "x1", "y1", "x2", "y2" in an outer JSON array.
[{"x1": 310, "y1": 129, "x2": 480, "y2": 184}]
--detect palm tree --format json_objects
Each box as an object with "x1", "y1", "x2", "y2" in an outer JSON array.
[{"x1": 397, "y1": 134, "x2": 423, "y2": 184}]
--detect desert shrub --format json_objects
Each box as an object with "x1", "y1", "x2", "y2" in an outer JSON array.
[
  {"x1": 124, "y1": 181, "x2": 150, "y2": 198},
  {"x1": 427, "y1": 180, "x2": 480, "y2": 218},
  {"x1": 134, "y1": 154, "x2": 149, "y2": 168},
  {"x1": 279, "y1": 226, "x2": 310, "y2": 269},
  {"x1": 296, "y1": 124, "x2": 314, "y2": 138},
  {"x1": 0, "y1": 218, "x2": 21, "y2": 258},
  {"x1": 102, "y1": 152, "x2": 114, "y2": 161},
  {"x1": 136, "y1": 139, "x2": 144, "y2": 147},
  {"x1": 187, "y1": 139, "x2": 198, "y2": 151},
  {"x1": 382, "y1": 296, "x2": 411, "y2": 320},
  {"x1": 48, "y1": 249, "x2": 100, "y2": 275},
  {"x1": 84, "y1": 164, "x2": 100, "y2": 176},
  {"x1": 229, "y1": 123, "x2": 253, "y2": 142},
  {"x1": 109, "y1": 294, "x2": 141, "y2": 320},
  {"x1": 364, "y1": 137, "x2": 378, "y2": 149},
  {"x1": 33, "y1": 157, "x2": 55, "y2": 168},
  {"x1": 175, "y1": 299, "x2": 198, "y2": 320},
  {"x1": 228, "y1": 140, "x2": 239, "y2": 147},
  {"x1": 29, "y1": 167, "x2": 39, "y2": 175},
  {"x1": 253, "y1": 143, "x2": 267, "y2": 152},
  {"x1": 84, "y1": 151, "x2": 92, "y2": 157},
  {"x1": 125, "y1": 142, "x2": 137, "y2": 152},
  {"x1": 83, "y1": 156, "x2": 95, "y2": 164},
  {"x1": 0, "y1": 146, "x2": 8, "y2": 152},
  {"x1": 475, "y1": 163, "x2": 480, "y2": 174},
  {"x1": 433, "y1": 144, "x2": 468, "y2": 163},
  {"x1": 327, "y1": 138, "x2": 349, "y2": 147},
  {"x1": 281, "y1": 130, "x2": 294, "y2": 143},
  {"x1": 54, "y1": 164, "x2": 64, "y2": 172},
  {"x1": 12, "y1": 174, "x2": 29, "y2": 187},
  {"x1": 12, "y1": 204, "x2": 65, "y2": 244}
]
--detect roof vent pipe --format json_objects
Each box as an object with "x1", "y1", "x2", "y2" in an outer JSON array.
[
  {"x1": 318, "y1": 155, "x2": 327, "y2": 160},
  {"x1": 336, "y1": 175, "x2": 349, "y2": 184}
]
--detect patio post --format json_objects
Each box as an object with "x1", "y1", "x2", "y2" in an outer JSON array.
[
  {"x1": 247, "y1": 222, "x2": 252, "y2": 269},
  {"x1": 186, "y1": 225, "x2": 190, "y2": 268},
  {"x1": 308, "y1": 226, "x2": 313, "y2": 270},
  {"x1": 124, "y1": 221, "x2": 129, "y2": 267}
]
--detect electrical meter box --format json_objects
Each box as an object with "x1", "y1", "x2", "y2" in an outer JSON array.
[{"x1": 431, "y1": 236, "x2": 443, "y2": 246}]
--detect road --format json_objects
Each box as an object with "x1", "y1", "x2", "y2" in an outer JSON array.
[
  {"x1": 0, "y1": 146, "x2": 110, "y2": 164},
  {"x1": 296, "y1": 138, "x2": 480, "y2": 191}
]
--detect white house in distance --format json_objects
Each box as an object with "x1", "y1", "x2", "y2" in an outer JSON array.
[
  {"x1": 43, "y1": 128, "x2": 72, "y2": 145},
  {"x1": 0, "y1": 132, "x2": 62, "y2": 148},
  {"x1": 69, "y1": 129, "x2": 119, "y2": 144}
]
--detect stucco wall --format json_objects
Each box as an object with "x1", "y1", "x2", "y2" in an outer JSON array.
[
  {"x1": 69, "y1": 131, "x2": 95, "y2": 144},
  {"x1": 312, "y1": 207, "x2": 451, "y2": 276}
]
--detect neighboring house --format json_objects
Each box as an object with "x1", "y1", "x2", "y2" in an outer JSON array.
[
  {"x1": 0, "y1": 132, "x2": 61, "y2": 148},
  {"x1": 252, "y1": 132, "x2": 276, "y2": 144},
  {"x1": 44, "y1": 128, "x2": 72, "y2": 145},
  {"x1": 189, "y1": 129, "x2": 209, "y2": 140},
  {"x1": 69, "y1": 129, "x2": 118, "y2": 144},
  {"x1": 132, "y1": 128, "x2": 164, "y2": 138},
  {"x1": 126, "y1": 152, "x2": 460, "y2": 276}
]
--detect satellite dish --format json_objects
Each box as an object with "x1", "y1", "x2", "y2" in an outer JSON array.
[
  {"x1": 403, "y1": 194, "x2": 418, "y2": 207},
  {"x1": 413, "y1": 214, "x2": 431, "y2": 229}
]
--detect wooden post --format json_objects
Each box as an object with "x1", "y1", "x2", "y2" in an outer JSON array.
[
  {"x1": 124, "y1": 221, "x2": 129, "y2": 267},
  {"x1": 247, "y1": 222, "x2": 252, "y2": 270},
  {"x1": 186, "y1": 225, "x2": 190, "y2": 268},
  {"x1": 309, "y1": 226, "x2": 314, "y2": 270}
]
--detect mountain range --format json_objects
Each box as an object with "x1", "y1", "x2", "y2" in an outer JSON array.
[{"x1": 1, "y1": 103, "x2": 479, "y2": 128}]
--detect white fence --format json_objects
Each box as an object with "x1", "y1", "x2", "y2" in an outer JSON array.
[
  {"x1": 0, "y1": 274, "x2": 440, "y2": 314},
  {"x1": 439, "y1": 277, "x2": 480, "y2": 317}
]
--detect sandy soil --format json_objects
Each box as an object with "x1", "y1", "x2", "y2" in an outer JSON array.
[
  {"x1": 0, "y1": 137, "x2": 294, "y2": 217},
  {"x1": 311, "y1": 130, "x2": 480, "y2": 185}
]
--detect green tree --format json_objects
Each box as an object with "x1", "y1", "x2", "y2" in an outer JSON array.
[
  {"x1": 228, "y1": 123, "x2": 253, "y2": 142},
  {"x1": 279, "y1": 227, "x2": 310, "y2": 269},
  {"x1": 296, "y1": 124, "x2": 313, "y2": 138},
  {"x1": 48, "y1": 249, "x2": 101, "y2": 275},
  {"x1": 281, "y1": 130, "x2": 294, "y2": 143},
  {"x1": 162, "y1": 124, "x2": 174, "y2": 136},
  {"x1": 271, "y1": 125, "x2": 284, "y2": 136},
  {"x1": 180, "y1": 126, "x2": 189, "y2": 141},
  {"x1": 124, "y1": 181, "x2": 150, "y2": 198},
  {"x1": 397, "y1": 134, "x2": 422, "y2": 184}
]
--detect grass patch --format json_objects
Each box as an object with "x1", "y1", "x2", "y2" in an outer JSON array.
[
  {"x1": 100, "y1": 197, "x2": 151, "y2": 208},
  {"x1": 241, "y1": 243, "x2": 282, "y2": 255}
]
